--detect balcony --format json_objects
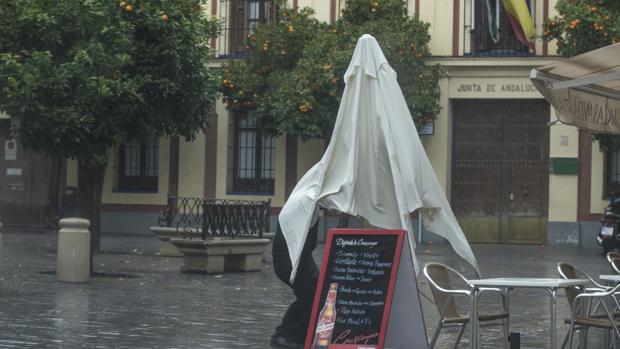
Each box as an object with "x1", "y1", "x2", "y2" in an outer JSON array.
[
  {"x1": 215, "y1": 0, "x2": 274, "y2": 58},
  {"x1": 465, "y1": 0, "x2": 535, "y2": 57}
]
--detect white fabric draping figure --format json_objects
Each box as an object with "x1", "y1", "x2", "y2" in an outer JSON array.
[{"x1": 279, "y1": 34, "x2": 480, "y2": 283}]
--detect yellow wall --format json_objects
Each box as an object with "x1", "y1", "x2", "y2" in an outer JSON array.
[
  {"x1": 591, "y1": 142, "x2": 607, "y2": 214},
  {"x1": 101, "y1": 138, "x2": 170, "y2": 205},
  {"x1": 420, "y1": 0, "x2": 453, "y2": 56},
  {"x1": 297, "y1": 138, "x2": 325, "y2": 180},
  {"x1": 0, "y1": 112, "x2": 8, "y2": 119},
  {"x1": 548, "y1": 110, "x2": 579, "y2": 221},
  {"x1": 423, "y1": 77, "x2": 451, "y2": 194},
  {"x1": 178, "y1": 134, "x2": 206, "y2": 197},
  {"x1": 214, "y1": 100, "x2": 287, "y2": 207}
]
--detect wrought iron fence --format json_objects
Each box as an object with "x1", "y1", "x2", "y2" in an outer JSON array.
[{"x1": 158, "y1": 195, "x2": 271, "y2": 239}]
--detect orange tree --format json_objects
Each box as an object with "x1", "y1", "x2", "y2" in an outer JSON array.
[
  {"x1": 222, "y1": 0, "x2": 443, "y2": 140},
  {"x1": 544, "y1": 0, "x2": 620, "y2": 148},
  {"x1": 0, "y1": 0, "x2": 220, "y2": 251}
]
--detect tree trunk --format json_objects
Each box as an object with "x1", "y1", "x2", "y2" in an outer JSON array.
[
  {"x1": 45, "y1": 153, "x2": 63, "y2": 229},
  {"x1": 76, "y1": 161, "x2": 106, "y2": 274}
]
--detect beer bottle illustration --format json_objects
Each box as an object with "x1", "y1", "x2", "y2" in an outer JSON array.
[{"x1": 313, "y1": 283, "x2": 338, "y2": 348}]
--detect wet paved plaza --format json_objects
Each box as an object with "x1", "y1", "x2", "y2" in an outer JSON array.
[{"x1": 0, "y1": 228, "x2": 612, "y2": 348}]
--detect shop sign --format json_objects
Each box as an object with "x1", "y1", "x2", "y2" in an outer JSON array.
[{"x1": 450, "y1": 77, "x2": 542, "y2": 99}]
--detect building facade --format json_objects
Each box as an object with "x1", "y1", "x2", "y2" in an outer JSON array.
[{"x1": 0, "y1": 0, "x2": 610, "y2": 249}]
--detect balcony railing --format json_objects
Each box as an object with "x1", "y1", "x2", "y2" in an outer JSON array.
[
  {"x1": 467, "y1": 29, "x2": 533, "y2": 57},
  {"x1": 465, "y1": 0, "x2": 535, "y2": 57},
  {"x1": 215, "y1": 0, "x2": 274, "y2": 58}
]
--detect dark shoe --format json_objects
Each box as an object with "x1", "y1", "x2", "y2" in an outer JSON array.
[{"x1": 270, "y1": 334, "x2": 303, "y2": 349}]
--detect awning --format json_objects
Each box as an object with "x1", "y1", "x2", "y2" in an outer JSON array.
[{"x1": 530, "y1": 43, "x2": 620, "y2": 134}]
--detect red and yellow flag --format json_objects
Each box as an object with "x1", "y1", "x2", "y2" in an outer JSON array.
[{"x1": 502, "y1": 0, "x2": 535, "y2": 50}]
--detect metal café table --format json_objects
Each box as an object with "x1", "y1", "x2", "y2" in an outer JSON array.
[
  {"x1": 600, "y1": 274, "x2": 620, "y2": 283},
  {"x1": 468, "y1": 277, "x2": 588, "y2": 349}
]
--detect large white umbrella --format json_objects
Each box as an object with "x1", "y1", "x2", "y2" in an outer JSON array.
[
  {"x1": 279, "y1": 34, "x2": 479, "y2": 282},
  {"x1": 531, "y1": 43, "x2": 620, "y2": 133}
]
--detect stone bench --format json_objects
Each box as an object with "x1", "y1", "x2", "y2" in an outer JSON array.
[
  {"x1": 170, "y1": 237, "x2": 271, "y2": 273},
  {"x1": 150, "y1": 226, "x2": 199, "y2": 257},
  {"x1": 153, "y1": 196, "x2": 273, "y2": 273},
  {"x1": 151, "y1": 226, "x2": 275, "y2": 258}
]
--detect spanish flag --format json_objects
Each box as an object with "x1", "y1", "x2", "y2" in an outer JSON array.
[{"x1": 502, "y1": 0, "x2": 535, "y2": 50}]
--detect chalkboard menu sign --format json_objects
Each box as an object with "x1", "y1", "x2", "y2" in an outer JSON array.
[{"x1": 305, "y1": 229, "x2": 405, "y2": 349}]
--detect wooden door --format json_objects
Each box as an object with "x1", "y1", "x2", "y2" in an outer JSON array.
[
  {"x1": 0, "y1": 120, "x2": 58, "y2": 226},
  {"x1": 451, "y1": 99, "x2": 549, "y2": 244}
]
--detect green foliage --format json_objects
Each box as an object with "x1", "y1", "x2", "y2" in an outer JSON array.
[
  {"x1": 543, "y1": 0, "x2": 620, "y2": 149},
  {"x1": 222, "y1": 0, "x2": 444, "y2": 140},
  {"x1": 0, "y1": 0, "x2": 221, "y2": 167},
  {"x1": 544, "y1": 0, "x2": 619, "y2": 57}
]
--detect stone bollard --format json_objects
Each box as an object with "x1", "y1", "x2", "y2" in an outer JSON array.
[{"x1": 57, "y1": 218, "x2": 91, "y2": 283}]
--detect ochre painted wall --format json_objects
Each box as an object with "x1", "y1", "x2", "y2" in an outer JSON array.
[
  {"x1": 420, "y1": 0, "x2": 453, "y2": 56},
  {"x1": 548, "y1": 120, "x2": 579, "y2": 222},
  {"x1": 178, "y1": 134, "x2": 206, "y2": 198},
  {"x1": 422, "y1": 77, "x2": 451, "y2": 194},
  {"x1": 297, "y1": 138, "x2": 325, "y2": 180},
  {"x1": 591, "y1": 142, "x2": 607, "y2": 214},
  {"x1": 296, "y1": 0, "x2": 331, "y2": 22}
]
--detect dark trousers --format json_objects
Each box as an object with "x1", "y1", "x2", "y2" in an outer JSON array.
[{"x1": 272, "y1": 222, "x2": 319, "y2": 343}]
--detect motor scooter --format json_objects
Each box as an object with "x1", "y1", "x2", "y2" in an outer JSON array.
[{"x1": 599, "y1": 192, "x2": 620, "y2": 253}]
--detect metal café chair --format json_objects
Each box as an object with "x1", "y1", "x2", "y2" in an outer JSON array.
[
  {"x1": 423, "y1": 262, "x2": 509, "y2": 349},
  {"x1": 607, "y1": 252, "x2": 620, "y2": 264},
  {"x1": 611, "y1": 257, "x2": 620, "y2": 275},
  {"x1": 558, "y1": 262, "x2": 620, "y2": 347},
  {"x1": 558, "y1": 262, "x2": 609, "y2": 293},
  {"x1": 561, "y1": 281, "x2": 620, "y2": 349}
]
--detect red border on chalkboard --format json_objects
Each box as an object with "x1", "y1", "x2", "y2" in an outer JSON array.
[{"x1": 304, "y1": 229, "x2": 405, "y2": 349}]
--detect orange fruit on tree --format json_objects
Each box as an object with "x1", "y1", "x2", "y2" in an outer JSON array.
[
  {"x1": 161, "y1": 14, "x2": 169, "y2": 22},
  {"x1": 125, "y1": 4, "x2": 134, "y2": 12}
]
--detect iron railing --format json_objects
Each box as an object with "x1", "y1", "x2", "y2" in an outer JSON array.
[
  {"x1": 466, "y1": 0, "x2": 534, "y2": 57},
  {"x1": 215, "y1": 0, "x2": 274, "y2": 58},
  {"x1": 159, "y1": 195, "x2": 271, "y2": 239}
]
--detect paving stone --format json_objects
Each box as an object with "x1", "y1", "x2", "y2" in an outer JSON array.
[{"x1": 0, "y1": 228, "x2": 611, "y2": 348}]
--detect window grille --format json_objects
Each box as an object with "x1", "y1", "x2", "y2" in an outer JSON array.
[
  {"x1": 117, "y1": 137, "x2": 159, "y2": 192},
  {"x1": 468, "y1": 0, "x2": 534, "y2": 56},
  {"x1": 229, "y1": 113, "x2": 275, "y2": 193},
  {"x1": 217, "y1": 0, "x2": 274, "y2": 58}
]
